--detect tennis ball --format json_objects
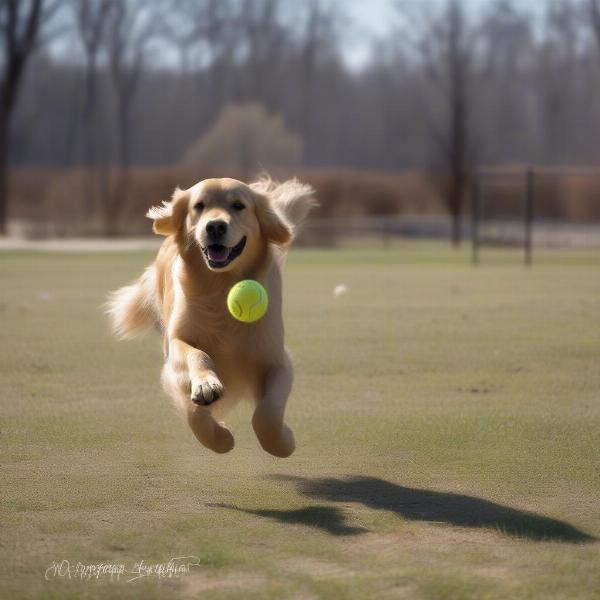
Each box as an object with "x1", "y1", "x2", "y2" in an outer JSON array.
[{"x1": 227, "y1": 280, "x2": 268, "y2": 323}]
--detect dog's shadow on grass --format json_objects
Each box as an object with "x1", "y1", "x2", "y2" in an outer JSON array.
[
  {"x1": 207, "y1": 503, "x2": 367, "y2": 536},
  {"x1": 212, "y1": 475, "x2": 595, "y2": 543}
]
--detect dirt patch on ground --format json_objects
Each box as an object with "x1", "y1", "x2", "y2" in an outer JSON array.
[
  {"x1": 171, "y1": 570, "x2": 266, "y2": 597},
  {"x1": 278, "y1": 556, "x2": 357, "y2": 580},
  {"x1": 471, "y1": 565, "x2": 513, "y2": 581},
  {"x1": 379, "y1": 584, "x2": 420, "y2": 599}
]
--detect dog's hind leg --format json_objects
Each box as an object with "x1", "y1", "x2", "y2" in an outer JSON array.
[{"x1": 252, "y1": 352, "x2": 295, "y2": 458}]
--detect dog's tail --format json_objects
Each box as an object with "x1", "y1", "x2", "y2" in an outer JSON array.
[
  {"x1": 105, "y1": 266, "x2": 159, "y2": 340},
  {"x1": 251, "y1": 177, "x2": 317, "y2": 236}
]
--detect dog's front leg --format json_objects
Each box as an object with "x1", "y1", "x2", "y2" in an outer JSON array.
[
  {"x1": 163, "y1": 339, "x2": 234, "y2": 454},
  {"x1": 252, "y1": 354, "x2": 295, "y2": 458}
]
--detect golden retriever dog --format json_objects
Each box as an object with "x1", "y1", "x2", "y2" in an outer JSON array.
[{"x1": 107, "y1": 177, "x2": 315, "y2": 457}]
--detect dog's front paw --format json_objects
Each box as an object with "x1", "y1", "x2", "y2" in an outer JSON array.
[{"x1": 191, "y1": 374, "x2": 223, "y2": 406}]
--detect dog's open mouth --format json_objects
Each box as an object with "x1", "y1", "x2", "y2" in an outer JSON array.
[{"x1": 202, "y1": 236, "x2": 246, "y2": 269}]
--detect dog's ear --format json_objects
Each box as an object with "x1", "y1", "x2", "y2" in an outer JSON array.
[
  {"x1": 146, "y1": 188, "x2": 189, "y2": 236},
  {"x1": 254, "y1": 192, "x2": 292, "y2": 245}
]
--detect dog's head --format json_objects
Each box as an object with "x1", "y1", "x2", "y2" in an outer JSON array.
[{"x1": 147, "y1": 178, "x2": 291, "y2": 272}]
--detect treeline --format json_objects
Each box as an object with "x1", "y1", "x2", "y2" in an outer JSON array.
[
  {"x1": 13, "y1": 0, "x2": 600, "y2": 168},
  {"x1": 3, "y1": 0, "x2": 600, "y2": 237}
]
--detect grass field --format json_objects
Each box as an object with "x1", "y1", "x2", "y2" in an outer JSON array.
[{"x1": 1, "y1": 243, "x2": 599, "y2": 599}]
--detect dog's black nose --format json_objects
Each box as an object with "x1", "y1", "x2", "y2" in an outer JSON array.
[{"x1": 206, "y1": 219, "x2": 227, "y2": 239}]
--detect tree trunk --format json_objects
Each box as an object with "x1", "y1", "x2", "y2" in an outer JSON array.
[
  {"x1": 0, "y1": 115, "x2": 8, "y2": 235},
  {"x1": 82, "y1": 55, "x2": 99, "y2": 217},
  {"x1": 449, "y1": 183, "x2": 462, "y2": 247},
  {"x1": 451, "y1": 204, "x2": 461, "y2": 247},
  {"x1": 102, "y1": 95, "x2": 133, "y2": 237}
]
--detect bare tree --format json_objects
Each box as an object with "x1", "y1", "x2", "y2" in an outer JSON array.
[
  {"x1": 478, "y1": 1, "x2": 534, "y2": 163},
  {"x1": 101, "y1": 0, "x2": 154, "y2": 235},
  {"x1": 534, "y1": 1, "x2": 586, "y2": 164},
  {"x1": 589, "y1": 0, "x2": 600, "y2": 58},
  {"x1": 297, "y1": 0, "x2": 339, "y2": 164},
  {"x1": 167, "y1": 0, "x2": 238, "y2": 114},
  {"x1": 163, "y1": 0, "x2": 231, "y2": 76},
  {"x1": 161, "y1": 0, "x2": 200, "y2": 76},
  {"x1": 70, "y1": 0, "x2": 113, "y2": 216},
  {"x1": 239, "y1": 0, "x2": 287, "y2": 106},
  {"x1": 0, "y1": 0, "x2": 47, "y2": 234},
  {"x1": 431, "y1": 0, "x2": 475, "y2": 246},
  {"x1": 400, "y1": 0, "x2": 476, "y2": 246}
]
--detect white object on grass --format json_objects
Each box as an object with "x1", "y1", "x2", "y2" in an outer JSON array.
[{"x1": 334, "y1": 284, "x2": 349, "y2": 298}]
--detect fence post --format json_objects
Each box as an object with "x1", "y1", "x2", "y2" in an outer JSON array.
[
  {"x1": 382, "y1": 217, "x2": 390, "y2": 249},
  {"x1": 525, "y1": 168, "x2": 535, "y2": 267},
  {"x1": 471, "y1": 171, "x2": 481, "y2": 266}
]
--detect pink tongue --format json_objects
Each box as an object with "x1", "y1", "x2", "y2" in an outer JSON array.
[{"x1": 207, "y1": 246, "x2": 229, "y2": 262}]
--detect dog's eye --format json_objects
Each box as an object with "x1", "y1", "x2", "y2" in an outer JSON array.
[
  {"x1": 194, "y1": 201, "x2": 205, "y2": 212},
  {"x1": 232, "y1": 201, "x2": 245, "y2": 211}
]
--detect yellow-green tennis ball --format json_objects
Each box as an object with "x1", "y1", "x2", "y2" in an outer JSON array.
[{"x1": 227, "y1": 280, "x2": 269, "y2": 323}]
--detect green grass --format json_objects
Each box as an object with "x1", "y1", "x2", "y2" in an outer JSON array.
[{"x1": 1, "y1": 243, "x2": 599, "y2": 599}]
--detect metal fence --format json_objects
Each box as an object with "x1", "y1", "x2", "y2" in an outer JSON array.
[{"x1": 300, "y1": 167, "x2": 600, "y2": 265}]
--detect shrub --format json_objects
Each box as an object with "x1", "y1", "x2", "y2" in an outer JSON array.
[{"x1": 183, "y1": 103, "x2": 303, "y2": 179}]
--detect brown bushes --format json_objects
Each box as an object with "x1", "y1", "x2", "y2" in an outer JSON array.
[
  {"x1": 9, "y1": 166, "x2": 238, "y2": 236},
  {"x1": 7, "y1": 165, "x2": 600, "y2": 237},
  {"x1": 296, "y1": 168, "x2": 444, "y2": 218},
  {"x1": 479, "y1": 170, "x2": 600, "y2": 222}
]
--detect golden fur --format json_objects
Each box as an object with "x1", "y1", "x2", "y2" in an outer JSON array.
[{"x1": 107, "y1": 177, "x2": 315, "y2": 456}]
